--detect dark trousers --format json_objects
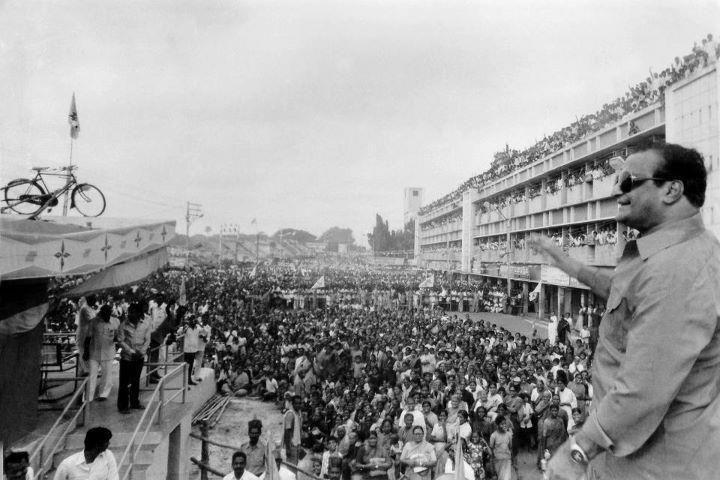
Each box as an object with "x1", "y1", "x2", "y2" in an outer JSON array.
[
  {"x1": 118, "y1": 358, "x2": 144, "y2": 410},
  {"x1": 184, "y1": 352, "x2": 195, "y2": 381}
]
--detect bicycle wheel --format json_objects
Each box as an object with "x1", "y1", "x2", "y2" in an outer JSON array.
[
  {"x1": 3, "y1": 178, "x2": 46, "y2": 215},
  {"x1": 72, "y1": 183, "x2": 106, "y2": 217}
]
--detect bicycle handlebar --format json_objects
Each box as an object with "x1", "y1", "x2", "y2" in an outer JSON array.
[{"x1": 59, "y1": 166, "x2": 78, "y2": 171}]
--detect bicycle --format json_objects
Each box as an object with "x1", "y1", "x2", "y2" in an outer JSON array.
[{"x1": 1, "y1": 165, "x2": 106, "y2": 218}]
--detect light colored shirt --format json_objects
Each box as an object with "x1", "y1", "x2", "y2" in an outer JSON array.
[
  {"x1": 222, "y1": 471, "x2": 260, "y2": 480},
  {"x1": 278, "y1": 465, "x2": 296, "y2": 480},
  {"x1": 53, "y1": 450, "x2": 118, "y2": 480},
  {"x1": 183, "y1": 325, "x2": 201, "y2": 353},
  {"x1": 579, "y1": 214, "x2": 720, "y2": 479},
  {"x1": 89, "y1": 317, "x2": 120, "y2": 361},
  {"x1": 240, "y1": 441, "x2": 267, "y2": 477}
]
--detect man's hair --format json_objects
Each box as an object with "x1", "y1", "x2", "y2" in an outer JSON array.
[
  {"x1": 232, "y1": 451, "x2": 247, "y2": 462},
  {"x1": 248, "y1": 419, "x2": 262, "y2": 431},
  {"x1": 636, "y1": 139, "x2": 707, "y2": 207},
  {"x1": 4, "y1": 451, "x2": 29, "y2": 469},
  {"x1": 84, "y1": 427, "x2": 112, "y2": 450}
]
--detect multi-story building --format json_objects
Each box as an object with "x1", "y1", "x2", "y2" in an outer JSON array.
[
  {"x1": 404, "y1": 187, "x2": 424, "y2": 225},
  {"x1": 416, "y1": 62, "x2": 719, "y2": 320}
]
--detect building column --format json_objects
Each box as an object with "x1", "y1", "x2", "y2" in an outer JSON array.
[
  {"x1": 557, "y1": 286, "x2": 566, "y2": 318},
  {"x1": 538, "y1": 284, "x2": 546, "y2": 319},
  {"x1": 522, "y1": 282, "x2": 529, "y2": 315}
]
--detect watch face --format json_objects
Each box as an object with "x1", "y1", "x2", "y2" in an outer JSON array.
[{"x1": 570, "y1": 449, "x2": 587, "y2": 465}]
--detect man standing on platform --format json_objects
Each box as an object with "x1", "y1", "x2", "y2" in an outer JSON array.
[
  {"x1": 116, "y1": 302, "x2": 151, "y2": 413},
  {"x1": 87, "y1": 304, "x2": 120, "y2": 401},
  {"x1": 76, "y1": 294, "x2": 98, "y2": 376},
  {"x1": 530, "y1": 141, "x2": 720, "y2": 479}
]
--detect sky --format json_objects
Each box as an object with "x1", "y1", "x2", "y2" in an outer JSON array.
[{"x1": 1, "y1": 0, "x2": 718, "y2": 246}]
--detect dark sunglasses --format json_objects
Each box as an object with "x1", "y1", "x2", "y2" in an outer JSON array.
[{"x1": 615, "y1": 171, "x2": 668, "y2": 194}]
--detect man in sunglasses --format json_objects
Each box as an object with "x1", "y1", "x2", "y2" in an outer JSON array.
[{"x1": 529, "y1": 140, "x2": 720, "y2": 480}]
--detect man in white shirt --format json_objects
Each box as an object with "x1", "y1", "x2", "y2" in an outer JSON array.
[
  {"x1": 53, "y1": 427, "x2": 118, "y2": 480},
  {"x1": 397, "y1": 394, "x2": 426, "y2": 430},
  {"x1": 87, "y1": 305, "x2": 120, "y2": 401},
  {"x1": 182, "y1": 316, "x2": 202, "y2": 385},
  {"x1": 223, "y1": 451, "x2": 259, "y2": 480}
]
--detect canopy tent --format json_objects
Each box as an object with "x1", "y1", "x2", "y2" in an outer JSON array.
[{"x1": 0, "y1": 214, "x2": 176, "y2": 446}]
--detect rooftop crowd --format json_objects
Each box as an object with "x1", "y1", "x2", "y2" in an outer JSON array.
[
  {"x1": 43, "y1": 261, "x2": 598, "y2": 480},
  {"x1": 419, "y1": 33, "x2": 719, "y2": 217}
]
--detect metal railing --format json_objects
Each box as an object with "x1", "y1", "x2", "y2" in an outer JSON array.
[
  {"x1": 189, "y1": 431, "x2": 324, "y2": 480},
  {"x1": 142, "y1": 334, "x2": 185, "y2": 387},
  {"x1": 117, "y1": 362, "x2": 187, "y2": 480},
  {"x1": 30, "y1": 377, "x2": 91, "y2": 480}
]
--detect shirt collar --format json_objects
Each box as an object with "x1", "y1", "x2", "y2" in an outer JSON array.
[{"x1": 636, "y1": 213, "x2": 705, "y2": 260}]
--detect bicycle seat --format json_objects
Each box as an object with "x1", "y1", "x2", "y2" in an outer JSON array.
[{"x1": 31, "y1": 166, "x2": 49, "y2": 171}]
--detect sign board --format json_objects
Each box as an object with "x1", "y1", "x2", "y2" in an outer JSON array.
[{"x1": 540, "y1": 264, "x2": 589, "y2": 289}]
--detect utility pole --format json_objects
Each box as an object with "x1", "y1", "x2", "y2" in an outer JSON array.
[{"x1": 185, "y1": 202, "x2": 203, "y2": 266}]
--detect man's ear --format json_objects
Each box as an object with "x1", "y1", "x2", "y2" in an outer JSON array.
[{"x1": 663, "y1": 180, "x2": 684, "y2": 204}]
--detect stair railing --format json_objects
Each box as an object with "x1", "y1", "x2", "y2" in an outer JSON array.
[
  {"x1": 30, "y1": 377, "x2": 91, "y2": 480},
  {"x1": 117, "y1": 362, "x2": 186, "y2": 480}
]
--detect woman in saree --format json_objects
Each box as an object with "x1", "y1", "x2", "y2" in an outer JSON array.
[{"x1": 400, "y1": 426, "x2": 436, "y2": 480}]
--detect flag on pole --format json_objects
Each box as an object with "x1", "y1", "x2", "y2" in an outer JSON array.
[
  {"x1": 178, "y1": 278, "x2": 187, "y2": 306},
  {"x1": 251, "y1": 218, "x2": 257, "y2": 225},
  {"x1": 529, "y1": 282, "x2": 542, "y2": 302},
  {"x1": 68, "y1": 93, "x2": 80, "y2": 139},
  {"x1": 311, "y1": 275, "x2": 325, "y2": 290},
  {"x1": 419, "y1": 275, "x2": 434, "y2": 289}
]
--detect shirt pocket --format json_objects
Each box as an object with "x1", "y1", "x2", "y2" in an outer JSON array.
[{"x1": 600, "y1": 289, "x2": 629, "y2": 352}]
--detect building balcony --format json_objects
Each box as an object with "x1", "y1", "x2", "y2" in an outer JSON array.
[
  {"x1": 592, "y1": 243, "x2": 618, "y2": 266},
  {"x1": 528, "y1": 196, "x2": 543, "y2": 214},
  {"x1": 546, "y1": 192, "x2": 562, "y2": 209},
  {"x1": 566, "y1": 184, "x2": 584, "y2": 204},
  {"x1": 592, "y1": 175, "x2": 616, "y2": 199}
]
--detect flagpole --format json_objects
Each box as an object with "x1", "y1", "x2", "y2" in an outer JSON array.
[
  {"x1": 63, "y1": 93, "x2": 79, "y2": 217},
  {"x1": 61, "y1": 137, "x2": 74, "y2": 216}
]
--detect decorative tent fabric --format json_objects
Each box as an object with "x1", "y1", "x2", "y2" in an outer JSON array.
[{"x1": 0, "y1": 215, "x2": 176, "y2": 281}]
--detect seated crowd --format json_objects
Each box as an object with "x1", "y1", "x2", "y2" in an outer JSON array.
[{"x1": 45, "y1": 262, "x2": 596, "y2": 480}]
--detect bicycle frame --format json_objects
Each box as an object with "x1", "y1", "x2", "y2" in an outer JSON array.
[{"x1": 26, "y1": 169, "x2": 78, "y2": 219}]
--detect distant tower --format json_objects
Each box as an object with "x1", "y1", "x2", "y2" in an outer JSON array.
[{"x1": 403, "y1": 187, "x2": 424, "y2": 225}]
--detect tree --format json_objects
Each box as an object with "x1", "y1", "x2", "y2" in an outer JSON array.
[
  {"x1": 319, "y1": 227, "x2": 355, "y2": 245},
  {"x1": 368, "y1": 215, "x2": 414, "y2": 252},
  {"x1": 273, "y1": 228, "x2": 317, "y2": 244}
]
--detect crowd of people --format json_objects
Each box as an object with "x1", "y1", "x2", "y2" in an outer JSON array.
[
  {"x1": 419, "y1": 34, "x2": 718, "y2": 217},
  {"x1": 38, "y1": 261, "x2": 601, "y2": 480}
]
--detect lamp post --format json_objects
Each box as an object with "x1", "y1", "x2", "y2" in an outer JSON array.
[{"x1": 484, "y1": 202, "x2": 512, "y2": 302}]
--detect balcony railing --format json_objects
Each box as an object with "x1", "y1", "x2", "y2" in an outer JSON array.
[
  {"x1": 592, "y1": 175, "x2": 616, "y2": 199},
  {"x1": 566, "y1": 185, "x2": 584, "y2": 204},
  {"x1": 528, "y1": 196, "x2": 543, "y2": 214}
]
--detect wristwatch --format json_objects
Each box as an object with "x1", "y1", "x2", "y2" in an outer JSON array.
[{"x1": 569, "y1": 438, "x2": 589, "y2": 466}]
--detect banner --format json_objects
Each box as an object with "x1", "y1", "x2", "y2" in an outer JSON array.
[
  {"x1": 529, "y1": 282, "x2": 542, "y2": 301},
  {"x1": 311, "y1": 275, "x2": 326, "y2": 290},
  {"x1": 418, "y1": 275, "x2": 434, "y2": 288}
]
